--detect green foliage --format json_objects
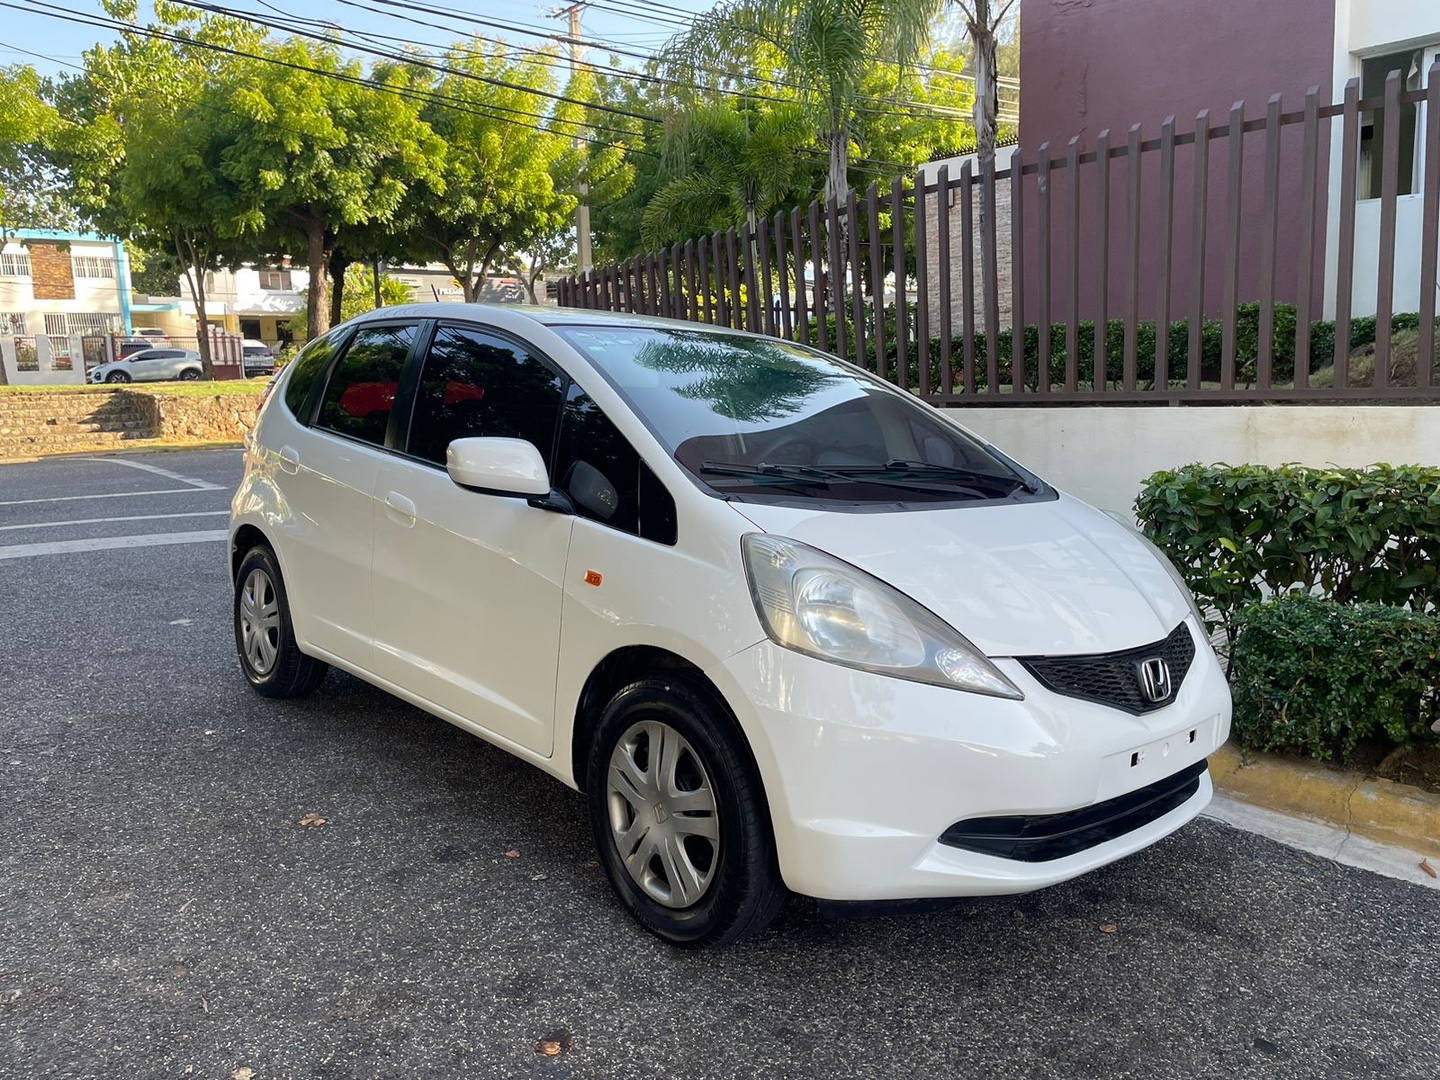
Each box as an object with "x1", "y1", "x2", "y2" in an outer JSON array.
[
  {"x1": 1230, "y1": 596, "x2": 1440, "y2": 762},
  {"x1": 398, "y1": 44, "x2": 575, "y2": 302},
  {"x1": 1133, "y1": 463, "x2": 1440, "y2": 651}
]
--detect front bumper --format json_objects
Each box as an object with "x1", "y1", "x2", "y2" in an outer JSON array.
[{"x1": 710, "y1": 618, "x2": 1231, "y2": 901}]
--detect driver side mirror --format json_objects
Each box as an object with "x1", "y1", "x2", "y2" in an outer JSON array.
[{"x1": 446, "y1": 437, "x2": 551, "y2": 497}]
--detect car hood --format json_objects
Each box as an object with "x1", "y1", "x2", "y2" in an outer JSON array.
[{"x1": 728, "y1": 494, "x2": 1188, "y2": 657}]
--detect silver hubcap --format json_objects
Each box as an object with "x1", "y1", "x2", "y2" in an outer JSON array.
[
  {"x1": 606, "y1": 720, "x2": 719, "y2": 909},
  {"x1": 238, "y1": 567, "x2": 281, "y2": 676}
]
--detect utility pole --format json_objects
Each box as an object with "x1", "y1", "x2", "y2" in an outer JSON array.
[{"x1": 550, "y1": 1, "x2": 593, "y2": 274}]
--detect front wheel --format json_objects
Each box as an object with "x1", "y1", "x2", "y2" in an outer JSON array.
[
  {"x1": 587, "y1": 676, "x2": 786, "y2": 948},
  {"x1": 105, "y1": 370, "x2": 131, "y2": 383},
  {"x1": 178, "y1": 368, "x2": 201, "y2": 381},
  {"x1": 234, "y1": 545, "x2": 328, "y2": 698}
]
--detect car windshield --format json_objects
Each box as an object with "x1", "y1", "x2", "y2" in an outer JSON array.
[{"x1": 553, "y1": 325, "x2": 1048, "y2": 507}]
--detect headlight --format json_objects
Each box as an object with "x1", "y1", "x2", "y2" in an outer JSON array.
[{"x1": 741, "y1": 534, "x2": 1023, "y2": 699}]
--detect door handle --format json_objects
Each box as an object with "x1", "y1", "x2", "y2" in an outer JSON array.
[
  {"x1": 278, "y1": 445, "x2": 300, "y2": 474},
  {"x1": 385, "y1": 491, "x2": 417, "y2": 527}
]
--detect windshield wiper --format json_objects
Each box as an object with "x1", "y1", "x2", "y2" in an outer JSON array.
[
  {"x1": 821, "y1": 460, "x2": 1040, "y2": 495},
  {"x1": 700, "y1": 460, "x2": 1011, "y2": 498}
]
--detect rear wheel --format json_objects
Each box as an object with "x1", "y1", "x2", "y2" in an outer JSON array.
[
  {"x1": 179, "y1": 368, "x2": 201, "y2": 381},
  {"x1": 234, "y1": 545, "x2": 328, "y2": 698},
  {"x1": 105, "y1": 370, "x2": 130, "y2": 383},
  {"x1": 587, "y1": 676, "x2": 785, "y2": 948}
]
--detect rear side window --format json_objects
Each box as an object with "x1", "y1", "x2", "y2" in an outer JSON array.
[
  {"x1": 315, "y1": 324, "x2": 418, "y2": 447},
  {"x1": 555, "y1": 383, "x2": 677, "y2": 544},
  {"x1": 283, "y1": 330, "x2": 344, "y2": 417},
  {"x1": 406, "y1": 324, "x2": 565, "y2": 466}
]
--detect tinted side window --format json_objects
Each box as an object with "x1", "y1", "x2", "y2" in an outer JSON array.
[
  {"x1": 315, "y1": 324, "x2": 417, "y2": 447},
  {"x1": 283, "y1": 330, "x2": 344, "y2": 417},
  {"x1": 556, "y1": 383, "x2": 677, "y2": 544},
  {"x1": 407, "y1": 325, "x2": 565, "y2": 466}
]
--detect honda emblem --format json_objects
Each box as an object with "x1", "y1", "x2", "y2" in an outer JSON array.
[{"x1": 1138, "y1": 657, "x2": 1173, "y2": 703}]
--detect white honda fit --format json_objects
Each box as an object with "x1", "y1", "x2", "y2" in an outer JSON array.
[{"x1": 231, "y1": 304, "x2": 1231, "y2": 947}]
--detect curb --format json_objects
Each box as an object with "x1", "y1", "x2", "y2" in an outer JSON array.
[
  {"x1": 0, "y1": 439, "x2": 245, "y2": 465},
  {"x1": 1209, "y1": 744, "x2": 1440, "y2": 861}
]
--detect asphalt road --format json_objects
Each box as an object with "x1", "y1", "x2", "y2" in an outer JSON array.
[{"x1": 1, "y1": 450, "x2": 1437, "y2": 1080}]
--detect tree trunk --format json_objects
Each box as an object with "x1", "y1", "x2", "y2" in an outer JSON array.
[
  {"x1": 824, "y1": 129, "x2": 848, "y2": 208},
  {"x1": 373, "y1": 259, "x2": 383, "y2": 308},
  {"x1": 305, "y1": 217, "x2": 332, "y2": 340},
  {"x1": 177, "y1": 231, "x2": 215, "y2": 380},
  {"x1": 329, "y1": 252, "x2": 347, "y2": 330},
  {"x1": 969, "y1": 1, "x2": 1000, "y2": 172}
]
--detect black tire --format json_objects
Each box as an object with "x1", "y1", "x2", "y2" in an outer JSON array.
[
  {"x1": 587, "y1": 676, "x2": 786, "y2": 948},
  {"x1": 233, "y1": 544, "x2": 328, "y2": 698},
  {"x1": 178, "y1": 368, "x2": 201, "y2": 381},
  {"x1": 105, "y1": 370, "x2": 130, "y2": 383}
]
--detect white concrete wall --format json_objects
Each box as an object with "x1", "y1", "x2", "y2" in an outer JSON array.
[{"x1": 953, "y1": 406, "x2": 1440, "y2": 516}]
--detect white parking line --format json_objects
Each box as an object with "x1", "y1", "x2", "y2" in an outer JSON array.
[
  {"x1": 0, "y1": 529, "x2": 228, "y2": 560},
  {"x1": 78, "y1": 456, "x2": 222, "y2": 490},
  {"x1": 0, "y1": 488, "x2": 222, "y2": 507},
  {"x1": 0, "y1": 510, "x2": 230, "y2": 532}
]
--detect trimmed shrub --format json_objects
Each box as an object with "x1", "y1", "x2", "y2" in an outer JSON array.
[
  {"x1": 1230, "y1": 596, "x2": 1440, "y2": 761},
  {"x1": 1134, "y1": 463, "x2": 1440, "y2": 651}
]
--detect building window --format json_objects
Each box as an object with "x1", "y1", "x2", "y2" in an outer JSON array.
[
  {"x1": 0, "y1": 252, "x2": 32, "y2": 277},
  {"x1": 1358, "y1": 48, "x2": 1432, "y2": 199},
  {"x1": 43, "y1": 312, "x2": 121, "y2": 336},
  {"x1": 72, "y1": 255, "x2": 117, "y2": 279},
  {"x1": 0, "y1": 312, "x2": 25, "y2": 334},
  {"x1": 259, "y1": 269, "x2": 292, "y2": 290}
]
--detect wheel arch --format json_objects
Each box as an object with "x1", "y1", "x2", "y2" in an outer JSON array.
[{"x1": 230, "y1": 522, "x2": 273, "y2": 583}]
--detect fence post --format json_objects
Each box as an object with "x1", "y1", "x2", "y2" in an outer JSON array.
[
  {"x1": 866, "y1": 182, "x2": 887, "y2": 380},
  {"x1": 936, "y1": 163, "x2": 953, "y2": 393},
  {"x1": 1123, "y1": 123, "x2": 1143, "y2": 392},
  {"x1": 726, "y1": 228, "x2": 743, "y2": 330},
  {"x1": 792, "y1": 206, "x2": 810, "y2": 345},
  {"x1": 741, "y1": 222, "x2": 761, "y2": 333},
  {"x1": 774, "y1": 211, "x2": 792, "y2": 340},
  {"x1": 1334, "y1": 78, "x2": 1360, "y2": 391},
  {"x1": 1418, "y1": 62, "x2": 1440, "y2": 388},
  {"x1": 1220, "y1": 100, "x2": 1246, "y2": 391},
  {"x1": 914, "y1": 172, "x2": 931, "y2": 395},
  {"x1": 1037, "y1": 142, "x2": 1053, "y2": 394},
  {"x1": 758, "y1": 217, "x2": 776, "y2": 337},
  {"x1": 1374, "y1": 69, "x2": 1404, "y2": 387},
  {"x1": 981, "y1": 150, "x2": 1001, "y2": 396},
  {"x1": 891, "y1": 176, "x2": 909, "y2": 388},
  {"x1": 1295, "y1": 88, "x2": 1321, "y2": 387},
  {"x1": 1064, "y1": 137, "x2": 1080, "y2": 393},
  {"x1": 1257, "y1": 94, "x2": 1283, "y2": 391},
  {"x1": 1010, "y1": 148, "x2": 1026, "y2": 395},
  {"x1": 685, "y1": 239, "x2": 699, "y2": 323},
  {"x1": 1156, "y1": 117, "x2": 1176, "y2": 395},
  {"x1": 1187, "y1": 112, "x2": 1210, "y2": 390},
  {"x1": 959, "y1": 161, "x2": 977, "y2": 395},
  {"x1": 808, "y1": 202, "x2": 827, "y2": 352},
  {"x1": 1093, "y1": 130, "x2": 1111, "y2": 391},
  {"x1": 826, "y1": 195, "x2": 847, "y2": 359},
  {"x1": 846, "y1": 188, "x2": 867, "y2": 369}
]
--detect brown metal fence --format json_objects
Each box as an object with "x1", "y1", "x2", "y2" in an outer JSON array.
[{"x1": 560, "y1": 67, "x2": 1440, "y2": 405}]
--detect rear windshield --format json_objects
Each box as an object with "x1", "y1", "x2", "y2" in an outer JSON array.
[{"x1": 552, "y1": 325, "x2": 1049, "y2": 508}]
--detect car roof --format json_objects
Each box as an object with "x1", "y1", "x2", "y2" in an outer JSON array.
[{"x1": 342, "y1": 302, "x2": 754, "y2": 337}]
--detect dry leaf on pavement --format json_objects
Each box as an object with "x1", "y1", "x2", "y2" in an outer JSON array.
[
  {"x1": 504, "y1": 849, "x2": 521, "y2": 858},
  {"x1": 231, "y1": 1069, "x2": 255, "y2": 1080},
  {"x1": 536, "y1": 1041, "x2": 562, "y2": 1057},
  {"x1": 1098, "y1": 923, "x2": 1118, "y2": 934},
  {"x1": 1420, "y1": 858, "x2": 1437, "y2": 879},
  {"x1": 297, "y1": 813, "x2": 327, "y2": 828}
]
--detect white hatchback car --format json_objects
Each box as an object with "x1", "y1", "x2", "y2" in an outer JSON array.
[{"x1": 230, "y1": 304, "x2": 1231, "y2": 947}]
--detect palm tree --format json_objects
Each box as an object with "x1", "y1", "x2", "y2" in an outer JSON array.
[
  {"x1": 663, "y1": 0, "x2": 943, "y2": 207},
  {"x1": 640, "y1": 102, "x2": 811, "y2": 248}
]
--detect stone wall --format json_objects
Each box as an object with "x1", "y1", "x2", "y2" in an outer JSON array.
[
  {"x1": 118, "y1": 390, "x2": 263, "y2": 442},
  {"x1": 919, "y1": 150, "x2": 1015, "y2": 339}
]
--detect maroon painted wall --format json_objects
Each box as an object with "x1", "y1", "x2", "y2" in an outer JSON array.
[{"x1": 1018, "y1": 0, "x2": 1337, "y2": 324}]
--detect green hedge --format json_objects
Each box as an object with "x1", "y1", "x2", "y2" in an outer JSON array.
[
  {"x1": 805, "y1": 305, "x2": 1434, "y2": 391},
  {"x1": 1230, "y1": 596, "x2": 1440, "y2": 761},
  {"x1": 1134, "y1": 463, "x2": 1440, "y2": 652}
]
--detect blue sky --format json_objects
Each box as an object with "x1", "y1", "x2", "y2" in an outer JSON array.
[{"x1": 0, "y1": 0, "x2": 715, "y2": 78}]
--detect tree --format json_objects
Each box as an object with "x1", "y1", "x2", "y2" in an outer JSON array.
[
  {"x1": 294, "y1": 263, "x2": 411, "y2": 329},
  {"x1": 663, "y1": 0, "x2": 944, "y2": 206},
  {"x1": 950, "y1": 0, "x2": 1018, "y2": 170},
  {"x1": 399, "y1": 45, "x2": 576, "y2": 303},
  {"x1": 207, "y1": 39, "x2": 446, "y2": 338},
  {"x1": 0, "y1": 65, "x2": 72, "y2": 235},
  {"x1": 640, "y1": 102, "x2": 811, "y2": 247}
]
